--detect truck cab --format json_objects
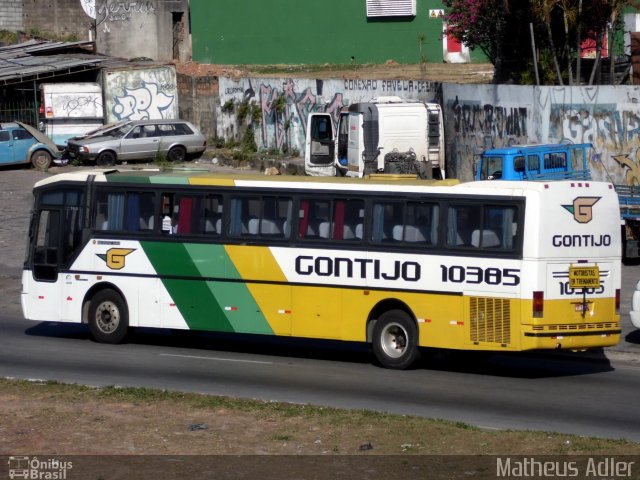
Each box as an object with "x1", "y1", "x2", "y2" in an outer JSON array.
[
  {"x1": 305, "y1": 97, "x2": 444, "y2": 178},
  {"x1": 476, "y1": 143, "x2": 592, "y2": 181}
]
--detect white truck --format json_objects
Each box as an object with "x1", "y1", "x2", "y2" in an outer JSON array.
[
  {"x1": 39, "y1": 82, "x2": 104, "y2": 146},
  {"x1": 305, "y1": 96, "x2": 445, "y2": 178}
]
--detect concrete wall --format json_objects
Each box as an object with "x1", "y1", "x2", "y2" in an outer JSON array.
[
  {"x1": 95, "y1": 0, "x2": 190, "y2": 62},
  {"x1": 443, "y1": 84, "x2": 640, "y2": 185},
  {"x1": 217, "y1": 76, "x2": 441, "y2": 154},
  {"x1": 22, "y1": 0, "x2": 93, "y2": 40},
  {"x1": 0, "y1": 0, "x2": 23, "y2": 32},
  {"x1": 191, "y1": 0, "x2": 485, "y2": 65},
  {"x1": 102, "y1": 66, "x2": 178, "y2": 123}
]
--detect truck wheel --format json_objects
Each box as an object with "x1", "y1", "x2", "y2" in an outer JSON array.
[
  {"x1": 96, "y1": 151, "x2": 116, "y2": 167},
  {"x1": 89, "y1": 289, "x2": 129, "y2": 344},
  {"x1": 167, "y1": 146, "x2": 186, "y2": 163},
  {"x1": 372, "y1": 310, "x2": 420, "y2": 369},
  {"x1": 31, "y1": 150, "x2": 52, "y2": 170}
]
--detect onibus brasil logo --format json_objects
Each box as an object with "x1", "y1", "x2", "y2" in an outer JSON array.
[
  {"x1": 562, "y1": 196, "x2": 601, "y2": 224},
  {"x1": 96, "y1": 248, "x2": 135, "y2": 270},
  {"x1": 8, "y1": 456, "x2": 73, "y2": 479}
]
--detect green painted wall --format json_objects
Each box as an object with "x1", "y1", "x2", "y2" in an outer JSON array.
[{"x1": 191, "y1": 0, "x2": 486, "y2": 65}]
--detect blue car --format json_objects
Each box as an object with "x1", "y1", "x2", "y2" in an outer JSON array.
[{"x1": 0, "y1": 122, "x2": 60, "y2": 170}]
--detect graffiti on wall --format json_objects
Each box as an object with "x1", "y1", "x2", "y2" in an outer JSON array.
[
  {"x1": 219, "y1": 77, "x2": 440, "y2": 153},
  {"x1": 443, "y1": 85, "x2": 640, "y2": 184},
  {"x1": 449, "y1": 96, "x2": 529, "y2": 141},
  {"x1": 80, "y1": 0, "x2": 96, "y2": 19},
  {"x1": 103, "y1": 67, "x2": 177, "y2": 123},
  {"x1": 444, "y1": 95, "x2": 531, "y2": 181},
  {"x1": 112, "y1": 83, "x2": 174, "y2": 121},
  {"x1": 96, "y1": 0, "x2": 156, "y2": 32},
  {"x1": 56, "y1": 95, "x2": 102, "y2": 118},
  {"x1": 546, "y1": 88, "x2": 640, "y2": 184}
]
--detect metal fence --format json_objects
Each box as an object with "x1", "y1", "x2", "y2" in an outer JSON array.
[{"x1": 0, "y1": 101, "x2": 37, "y2": 126}]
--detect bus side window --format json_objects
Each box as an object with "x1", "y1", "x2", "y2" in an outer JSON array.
[
  {"x1": 204, "y1": 195, "x2": 223, "y2": 235},
  {"x1": 371, "y1": 201, "x2": 403, "y2": 243},
  {"x1": 229, "y1": 196, "x2": 260, "y2": 238},
  {"x1": 298, "y1": 199, "x2": 330, "y2": 240},
  {"x1": 446, "y1": 204, "x2": 481, "y2": 247},
  {"x1": 329, "y1": 199, "x2": 363, "y2": 241}
]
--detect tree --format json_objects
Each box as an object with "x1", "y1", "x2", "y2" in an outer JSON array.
[{"x1": 444, "y1": 0, "x2": 640, "y2": 85}]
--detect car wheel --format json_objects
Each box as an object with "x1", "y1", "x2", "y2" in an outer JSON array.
[
  {"x1": 167, "y1": 146, "x2": 186, "y2": 163},
  {"x1": 96, "y1": 151, "x2": 116, "y2": 167},
  {"x1": 89, "y1": 289, "x2": 129, "y2": 344},
  {"x1": 31, "y1": 150, "x2": 52, "y2": 170}
]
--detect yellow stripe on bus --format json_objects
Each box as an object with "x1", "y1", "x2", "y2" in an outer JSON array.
[{"x1": 224, "y1": 245, "x2": 291, "y2": 335}]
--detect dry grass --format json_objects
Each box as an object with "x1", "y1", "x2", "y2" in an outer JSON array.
[{"x1": 0, "y1": 378, "x2": 636, "y2": 456}]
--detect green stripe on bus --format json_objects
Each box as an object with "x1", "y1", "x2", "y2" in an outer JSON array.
[{"x1": 141, "y1": 241, "x2": 273, "y2": 334}]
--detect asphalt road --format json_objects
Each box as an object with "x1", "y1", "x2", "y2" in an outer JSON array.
[
  {"x1": 1, "y1": 165, "x2": 640, "y2": 442},
  {"x1": 1, "y1": 311, "x2": 640, "y2": 441}
]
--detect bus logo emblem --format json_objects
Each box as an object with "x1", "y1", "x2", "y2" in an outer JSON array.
[
  {"x1": 562, "y1": 197, "x2": 600, "y2": 223},
  {"x1": 97, "y1": 248, "x2": 135, "y2": 270}
]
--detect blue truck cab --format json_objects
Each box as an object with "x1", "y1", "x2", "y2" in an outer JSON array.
[{"x1": 476, "y1": 143, "x2": 592, "y2": 181}]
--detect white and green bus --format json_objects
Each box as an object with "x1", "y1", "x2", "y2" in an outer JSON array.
[{"x1": 22, "y1": 171, "x2": 621, "y2": 369}]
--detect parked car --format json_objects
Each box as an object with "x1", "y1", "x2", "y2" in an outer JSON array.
[
  {"x1": 631, "y1": 280, "x2": 640, "y2": 329},
  {"x1": 66, "y1": 119, "x2": 207, "y2": 166},
  {"x1": 0, "y1": 121, "x2": 61, "y2": 170}
]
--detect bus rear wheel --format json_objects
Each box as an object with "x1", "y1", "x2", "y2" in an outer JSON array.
[
  {"x1": 372, "y1": 310, "x2": 420, "y2": 369},
  {"x1": 89, "y1": 289, "x2": 129, "y2": 344}
]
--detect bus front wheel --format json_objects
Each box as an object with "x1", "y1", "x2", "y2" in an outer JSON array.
[
  {"x1": 372, "y1": 310, "x2": 420, "y2": 369},
  {"x1": 89, "y1": 289, "x2": 129, "y2": 344}
]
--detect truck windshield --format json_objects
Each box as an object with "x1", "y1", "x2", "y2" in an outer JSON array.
[{"x1": 481, "y1": 156, "x2": 503, "y2": 180}]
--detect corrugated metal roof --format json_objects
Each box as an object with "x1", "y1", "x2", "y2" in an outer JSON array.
[{"x1": 0, "y1": 40, "x2": 106, "y2": 86}]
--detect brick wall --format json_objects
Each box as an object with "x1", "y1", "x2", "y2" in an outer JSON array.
[
  {"x1": 177, "y1": 73, "x2": 218, "y2": 139},
  {"x1": 23, "y1": 0, "x2": 94, "y2": 40},
  {"x1": 0, "y1": 0, "x2": 23, "y2": 32}
]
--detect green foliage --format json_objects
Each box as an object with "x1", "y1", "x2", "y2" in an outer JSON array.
[
  {"x1": 250, "y1": 103, "x2": 262, "y2": 124},
  {"x1": 153, "y1": 150, "x2": 171, "y2": 170},
  {"x1": 236, "y1": 100, "x2": 250, "y2": 123},
  {"x1": 0, "y1": 30, "x2": 17, "y2": 44},
  {"x1": 271, "y1": 95, "x2": 287, "y2": 115},
  {"x1": 209, "y1": 136, "x2": 226, "y2": 148},
  {"x1": 444, "y1": 0, "x2": 640, "y2": 84},
  {"x1": 221, "y1": 99, "x2": 235, "y2": 114},
  {"x1": 240, "y1": 124, "x2": 258, "y2": 153}
]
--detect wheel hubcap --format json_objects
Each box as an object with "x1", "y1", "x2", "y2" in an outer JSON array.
[
  {"x1": 95, "y1": 301, "x2": 119, "y2": 333},
  {"x1": 380, "y1": 322, "x2": 408, "y2": 359}
]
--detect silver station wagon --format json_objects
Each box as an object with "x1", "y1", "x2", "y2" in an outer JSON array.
[{"x1": 66, "y1": 119, "x2": 207, "y2": 166}]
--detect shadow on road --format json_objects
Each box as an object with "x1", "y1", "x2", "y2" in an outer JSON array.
[
  {"x1": 25, "y1": 322, "x2": 614, "y2": 379},
  {"x1": 625, "y1": 329, "x2": 640, "y2": 344}
]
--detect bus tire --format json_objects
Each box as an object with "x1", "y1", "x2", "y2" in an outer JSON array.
[
  {"x1": 167, "y1": 146, "x2": 186, "y2": 163},
  {"x1": 372, "y1": 310, "x2": 420, "y2": 369},
  {"x1": 96, "y1": 151, "x2": 116, "y2": 167},
  {"x1": 31, "y1": 150, "x2": 52, "y2": 170},
  {"x1": 89, "y1": 289, "x2": 129, "y2": 344}
]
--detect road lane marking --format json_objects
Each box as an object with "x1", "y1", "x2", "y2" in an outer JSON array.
[{"x1": 159, "y1": 353, "x2": 272, "y2": 365}]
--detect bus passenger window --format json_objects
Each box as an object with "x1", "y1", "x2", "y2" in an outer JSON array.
[
  {"x1": 204, "y1": 195, "x2": 223, "y2": 235},
  {"x1": 298, "y1": 199, "x2": 330, "y2": 240},
  {"x1": 446, "y1": 205, "x2": 481, "y2": 247},
  {"x1": 371, "y1": 201, "x2": 403, "y2": 243}
]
